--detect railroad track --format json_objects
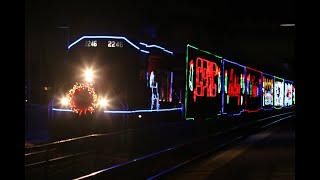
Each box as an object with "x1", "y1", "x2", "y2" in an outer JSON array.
[
  {"x1": 72, "y1": 111, "x2": 295, "y2": 179},
  {"x1": 25, "y1": 120, "x2": 191, "y2": 180},
  {"x1": 25, "y1": 111, "x2": 294, "y2": 180}
]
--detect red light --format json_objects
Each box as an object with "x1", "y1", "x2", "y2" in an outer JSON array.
[{"x1": 193, "y1": 57, "x2": 219, "y2": 102}]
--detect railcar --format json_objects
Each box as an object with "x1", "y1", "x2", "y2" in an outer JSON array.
[{"x1": 48, "y1": 35, "x2": 295, "y2": 138}]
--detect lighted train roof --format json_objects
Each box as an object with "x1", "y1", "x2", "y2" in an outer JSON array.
[{"x1": 67, "y1": 35, "x2": 174, "y2": 55}]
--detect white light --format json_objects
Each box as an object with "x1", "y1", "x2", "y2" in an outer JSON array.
[
  {"x1": 85, "y1": 69, "x2": 94, "y2": 82},
  {"x1": 99, "y1": 98, "x2": 108, "y2": 107},
  {"x1": 138, "y1": 114, "x2": 142, "y2": 118},
  {"x1": 25, "y1": 99, "x2": 28, "y2": 102},
  {"x1": 61, "y1": 97, "x2": 69, "y2": 106},
  {"x1": 280, "y1": 24, "x2": 295, "y2": 27}
]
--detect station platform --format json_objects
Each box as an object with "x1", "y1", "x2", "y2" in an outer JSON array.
[{"x1": 162, "y1": 117, "x2": 295, "y2": 180}]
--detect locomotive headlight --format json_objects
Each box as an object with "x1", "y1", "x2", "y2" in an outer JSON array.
[
  {"x1": 99, "y1": 98, "x2": 108, "y2": 108},
  {"x1": 85, "y1": 69, "x2": 94, "y2": 83},
  {"x1": 60, "y1": 97, "x2": 69, "y2": 106}
]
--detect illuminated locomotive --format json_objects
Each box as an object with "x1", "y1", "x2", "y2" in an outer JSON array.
[
  {"x1": 48, "y1": 35, "x2": 184, "y2": 137},
  {"x1": 48, "y1": 35, "x2": 295, "y2": 137}
]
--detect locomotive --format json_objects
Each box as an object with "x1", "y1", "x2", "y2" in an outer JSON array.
[{"x1": 48, "y1": 35, "x2": 295, "y2": 138}]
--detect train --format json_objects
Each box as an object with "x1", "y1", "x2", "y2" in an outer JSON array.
[{"x1": 48, "y1": 35, "x2": 295, "y2": 138}]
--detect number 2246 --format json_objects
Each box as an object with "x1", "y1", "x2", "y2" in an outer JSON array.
[{"x1": 108, "y1": 41, "x2": 123, "y2": 48}]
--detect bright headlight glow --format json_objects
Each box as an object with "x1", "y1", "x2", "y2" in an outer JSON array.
[
  {"x1": 60, "y1": 97, "x2": 69, "y2": 106},
  {"x1": 85, "y1": 69, "x2": 94, "y2": 82},
  {"x1": 99, "y1": 98, "x2": 108, "y2": 107}
]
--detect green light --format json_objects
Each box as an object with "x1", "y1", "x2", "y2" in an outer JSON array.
[
  {"x1": 241, "y1": 74, "x2": 245, "y2": 94},
  {"x1": 225, "y1": 73, "x2": 228, "y2": 94},
  {"x1": 185, "y1": 45, "x2": 189, "y2": 119},
  {"x1": 185, "y1": 44, "x2": 223, "y2": 120},
  {"x1": 274, "y1": 76, "x2": 284, "y2": 81},
  {"x1": 274, "y1": 106, "x2": 283, "y2": 109},
  {"x1": 214, "y1": 55, "x2": 223, "y2": 59}
]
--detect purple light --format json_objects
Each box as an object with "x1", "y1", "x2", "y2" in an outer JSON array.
[
  {"x1": 225, "y1": 110, "x2": 244, "y2": 116},
  {"x1": 221, "y1": 59, "x2": 245, "y2": 116},
  {"x1": 169, "y1": 72, "x2": 173, "y2": 102},
  {"x1": 223, "y1": 58, "x2": 246, "y2": 68}
]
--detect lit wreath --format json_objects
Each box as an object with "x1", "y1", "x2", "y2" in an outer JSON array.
[{"x1": 67, "y1": 83, "x2": 98, "y2": 115}]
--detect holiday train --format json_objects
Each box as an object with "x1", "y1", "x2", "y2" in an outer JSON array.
[{"x1": 48, "y1": 35, "x2": 295, "y2": 137}]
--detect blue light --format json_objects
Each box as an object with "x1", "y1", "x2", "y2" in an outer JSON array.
[
  {"x1": 104, "y1": 108, "x2": 182, "y2": 114},
  {"x1": 262, "y1": 72, "x2": 275, "y2": 78},
  {"x1": 163, "y1": 49, "x2": 174, "y2": 55},
  {"x1": 284, "y1": 80, "x2": 294, "y2": 108},
  {"x1": 68, "y1": 36, "x2": 141, "y2": 50},
  {"x1": 139, "y1": 42, "x2": 174, "y2": 55},
  {"x1": 140, "y1": 49, "x2": 150, "y2": 54},
  {"x1": 52, "y1": 107, "x2": 182, "y2": 113},
  {"x1": 223, "y1": 59, "x2": 246, "y2": 68},
  {"x1": 224, "y1": 110, "x2": 245, "y2": 116},
  {"x1": 139, "y1": 43, "x2": 165, "y2": 50},
  {"x1": 284, "y1": 79, "x2": 294, "y2": 83},
  {"x1": 52, "y1": 108, "x2": 72, "y2": 112},
  {"x1": 221, "y1": 59, "x2": 246, "y2": 116},
  {"x1": 139, "y1": 42, "x2": 149, "y2": 47}
]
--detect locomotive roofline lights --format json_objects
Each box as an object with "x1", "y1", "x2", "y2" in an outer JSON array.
[
  {"x1": 68, "y1": 36, "x2": 140, "y2": 50},
  {"x1": 67, "y1": 35, "x2": 178, "y2": 55},
  {"x1": 139, "y1": 42, "x2": 174, "y2": 55}
]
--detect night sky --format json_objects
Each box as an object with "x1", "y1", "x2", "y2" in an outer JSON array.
[{"x1": 25, "y1": 0, "x2": 295, "y2": 104}]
